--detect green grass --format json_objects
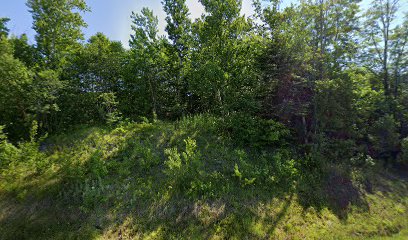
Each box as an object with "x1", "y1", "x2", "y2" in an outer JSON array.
[{"x1": 0, "y1": 115, "x2": 407, "y2": 239}]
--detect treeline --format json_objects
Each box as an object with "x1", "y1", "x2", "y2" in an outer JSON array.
[{"x1": 1, "y1": 0, "x2": 408, "y2": 165}]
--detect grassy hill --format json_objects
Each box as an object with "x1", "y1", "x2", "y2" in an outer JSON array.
[{"x1": 1, "y1": 115, "x2": 408, "y2": 239}]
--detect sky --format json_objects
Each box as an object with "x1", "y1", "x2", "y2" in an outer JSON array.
[
  {"x1": 0, "y1": 0, "x2": 406, "y2": 48},
  {"x1": 0, "y1": 0, "x2": 294, "y2": 47}
]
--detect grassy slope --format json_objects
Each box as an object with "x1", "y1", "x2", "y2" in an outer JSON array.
[{"x1": 0, "y1": 115, "x2": 407, "y2": 240}]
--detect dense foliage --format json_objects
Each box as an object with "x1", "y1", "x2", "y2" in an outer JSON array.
[
  {"x1": 0, "y1": 0, "x2": 407, "y2": 164},
  {"x1": 0, "y1": 0, "x2": 408, "y2": 239}
]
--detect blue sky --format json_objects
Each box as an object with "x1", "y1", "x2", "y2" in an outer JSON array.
[
  {"x1": 0, "y1": 0, "x2": 291, "y2": 47},
  {"x1": 0, "y1": 0, "x2": 405, "y2": 48}
]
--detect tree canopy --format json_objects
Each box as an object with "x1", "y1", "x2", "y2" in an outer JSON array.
[{"x1": 0, "y1": 0, "x2": 408, "y2": 171}]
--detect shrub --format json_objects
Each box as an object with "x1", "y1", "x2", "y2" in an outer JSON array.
[
  {"x1": 0, "y1": 125, "x2": 19, "y2": 169},
  {"x1": 369, "y1": 114, "x2": 400, "y2": 161},
  {"x1": 1, "y1": 121, "x2": 47, "y2": 172},
  {"x1": 164, "y1": 137, "x2": 203, "y2": 196},
  {"x1": 85, "y1": 150, "x2": 108, "y2": 178},
  {"x1": 221, "y1": 112, "x2": 290, "y2": 147},
  {"x1": 230, "y1": 148, "x2": 299, "y2": 191},
  {"x1": 311, "y1": 133, "x2": 356, "y2": 164},
  {"x1": 233, "y1": 163, "x2": 256, "y2": 187},
  {"x1": 350, "y1": 153, "x2": 375, "y2": 168},
  {"x1": 0, "y1": 121, "x2": 48, "y2": 193},
  {"x1": 97, "y1": 92, "x2": 122, "y2": 125},
  {"x1": 400, "y1": 137, "x2": 408, "y2": 164}
]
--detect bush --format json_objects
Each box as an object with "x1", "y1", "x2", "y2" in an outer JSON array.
[
  {"x1": 0, "y1": 125, "x2": 19, "y2": 169},
  {"x1": 369, "y1": 114, "x2": 400, "y2": 161},
  {"x1": 221, "y1": 112, "x2": 290, "y2": 147},
  {"x1": 1, "y1": 121, "x2": 47, "y2": 172},
  {"x1": 310, "y1": 133, "x2": 356, "y2": 164},
  {"x1": 0, "y1": 121, "x2": 48, "y2": 193},
  {"x1": 164, "y1": 137, "x2": 204, "y2": 196},
  {"x1": 400, "y1": 138, "x2": 408, "y2": 164},
  {"x1": 230, "y1": 148, "x2": 299, "y2": 191},
  {"x1": 97, "y1": 92, "x2": 122, "y2": 125},
  {"x1": 350, "y1": 153, "x2": 376, "y2": 168}
]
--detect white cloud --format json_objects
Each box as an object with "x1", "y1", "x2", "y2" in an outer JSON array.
[
  {"x1": 119, "y1": 0, "x2": 255, "y2": 47},
  {"x1": 186, "y1": 0, "x2": 205, "y2": 20},
  {"x1": 242, "y1": 0, "x2": 255, "y2": 17},
  {"x1": 185, "y1": 0, "x2": 255, "y2": 19}
]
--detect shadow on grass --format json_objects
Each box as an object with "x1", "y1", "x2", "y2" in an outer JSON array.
[
  {"x1": 296, "y1": 162, "x2": 375, "y2": 222},
  {"x1": 0, "y1": 119, "x2": 398, "y2": 239}
]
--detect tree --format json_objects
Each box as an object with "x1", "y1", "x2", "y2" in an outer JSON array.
[
  {"x1": 0, "y1": 39, "x2": 61, "y2": 140},
  {"x1": 60, "y1": 33, "x2": 125, "y2": 125},
  {"x1": 257, "y1": 0, "x2": 361, "y2": 147},
  {"x1": 27, "y1": 0, "x2": 89, "y2": 69},
  {"x1": 390, "y1": 13, "x2": 408, "y2": 97},
  {"x1": 162, "y1": 0, "x2": 192, "y2": 116},
  {"x1": 125, "y1": 8, "x2": 168, "y2": 120},
  {"x1": 391, "y1": 13, "x2": 408, "y2": 135},
  {"x1": 257, "y1": 2, "x2": 313, "y2": 143},
  {"x1": 0, "y1": 39, "x2": 33, "y2": 139},
  {"x1": 190, "y1": 0, "x2": 260, "y2": 114},
  {"x1": 70, "y1": 33, "x2": 125, "y2": 94},
  {"x1": 0, "y1": 17, "x2": 10, "y2": 39},
  {"x1": 163, "y1": 0, "x2": 191, "y2": 61},
  {"x1": 9, "y1": 34, "x2": 39, "y2": 68},
  {"x1": 362, "y1": 0, "x2": 399, "y2": 98},
  {"x1": 304, "y1": 0, "x2": 361, "y2": 141}
]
